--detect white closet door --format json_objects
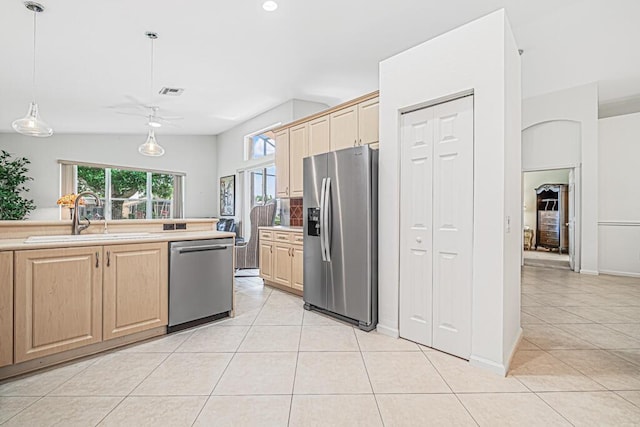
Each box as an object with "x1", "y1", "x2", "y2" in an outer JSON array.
[
  {"x1": 399, "y1": 107, "x2": 434, "y2": 346},
  {"x1": 399, "y1": 95, "x2": 474, "y2": 360},
  {"x1": 432, "y1": 96, "x2": 474, "y2": 359}
]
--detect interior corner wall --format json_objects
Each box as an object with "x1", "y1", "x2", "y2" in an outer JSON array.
[
  {"x1": 522, "y1": 83, "x2": 599, "y2": 274},
  {"x1": 598, "y1": 111, "x2": 640, "y2": 277},
  {"x1": 0, "y1": 133, "x2": 218, "y2": 220},
  {"x1": 379, "y1": 9, "x2": 521, "y2": 375},
  {"x1": 214, "y1": 99, "x2": 328, "y2": 220},
  {"x1": 502, "y1": 17, "x2": 522, "y2": 366}
]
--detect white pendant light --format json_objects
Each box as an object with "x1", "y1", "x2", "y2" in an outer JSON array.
[
  {"x1": 138, "y1": 31, "x2": 165, "y2": 156},
  {"x1": 138, "y1": 129, "x2": 165, "y2": 156},
  {"x1": 12, "y1": 1, "x2": 53, "y2": 137}
]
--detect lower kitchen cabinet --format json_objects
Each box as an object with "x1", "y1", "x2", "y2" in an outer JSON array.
[
  {"x1": 14, "y1": 246, "x2": 103, "y2": 363},
  {"x1": 258, "y1": 228, "x2": 304, "y2": 294},
  {"x1": 0, "y1": 252, "x2": 13, "y2": 367},
  {"x1": 103, "y1": 242, "x2": 168, "y2": 340}
]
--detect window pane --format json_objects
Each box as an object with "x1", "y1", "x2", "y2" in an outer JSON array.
[
  {"x1": 252, "y1": 171, "x2": 264, "y2": 206},
  {"x1": 252, "y1": 135, "x2": 265, "y2": 159},
  {"x1": 152, "y1": 173, "x2": 174, "y2": 199},
  {"x1": 264, "y1": 136, "x2": 275, "y2": 156},
  {"x1": 250, "y1": 133, "x2": 276, "y2": 159},
  {"x1": 77, "y1": 166, "x2": 105, "y2": 198},
  {"x1": 152, "y1": 200, "x2": 172, "y2": 219},
  {"x1": 111, "y1": 169, "x2": 147, "y2": 198}
]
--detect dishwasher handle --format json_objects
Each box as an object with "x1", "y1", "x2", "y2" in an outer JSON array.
[{"x1": 174, "y1": 244, "x2": 231, "y2": 254}]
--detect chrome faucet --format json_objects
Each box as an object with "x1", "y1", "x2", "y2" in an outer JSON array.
[{"x1": 72, "y1": 191, "x2": 102, "y2": 235}]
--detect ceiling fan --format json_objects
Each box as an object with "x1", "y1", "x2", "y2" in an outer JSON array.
[{"x1": 110, "y1": 32, "x2": 183, "y2": 130}]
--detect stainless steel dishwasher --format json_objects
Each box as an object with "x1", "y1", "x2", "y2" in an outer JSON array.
[{"x1": 168, "y1": 238, "x2": 233, "y2": 332}]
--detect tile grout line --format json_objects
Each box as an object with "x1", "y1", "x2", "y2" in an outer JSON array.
[
  {"x1": 191, "y1": 279, "x2": 271, "y2": 427},
  {"x1": 286, "y1": 310, "x2": 305, "y2": 427},
  {"x1": 354, "y1": 327, "x2": 386, "y2": 427},
  {"x1": 418, "y1": 347, "x2": 480, "y2": 427}
]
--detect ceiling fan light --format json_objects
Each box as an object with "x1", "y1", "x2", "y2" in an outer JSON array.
[
  {"x1": 138, "y1": 129, "x2": 165, "y2": 156},
  {"x1": 12, "y1": 102, "x2": 53, "y2": 137}
]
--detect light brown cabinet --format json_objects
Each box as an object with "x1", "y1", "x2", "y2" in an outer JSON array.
[
  {"x1": 0, "y1": 252, "x2": 13, "y2": 367},
  {"x1": 275, "y1": 129, "x2": 290, "y2": 198},
  {"x1": 289, "y1": 123, "x2": 308, "y2": 198},
  {"x1": 358, "y1": 97, "x2": 380, "y2": 146},
  {"x1": 258, "y1": 228, "x2": 304, "y2": 294},
  {"x1": 14, "y1": 247, "x2": 103, "y2": 363},
  {"x1": 330, "y1": 105, "x2": 359, "y2": 151},
  {"x1": 308, "y1": 115, "x2": 330, "y2": 156},
  {"x1": 103, "y1": 243, "x2": 168, "y2": 340}
]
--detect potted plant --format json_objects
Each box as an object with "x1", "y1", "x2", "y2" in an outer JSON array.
[{"x1": 0, "y1": 150, "x2": 36, "y2": 220}]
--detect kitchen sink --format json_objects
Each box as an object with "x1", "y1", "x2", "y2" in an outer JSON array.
[{"x1": 25, "y1": 233, "x2": 152, "y2": 243}]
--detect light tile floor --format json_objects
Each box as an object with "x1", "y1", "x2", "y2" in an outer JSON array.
[{"x1": 1, "y1": 266, "x2": 640, "y2": 426}]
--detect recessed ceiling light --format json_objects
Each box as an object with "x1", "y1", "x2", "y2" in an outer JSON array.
[{"x1": 263, "y1": 1, "x2": 278, "y2": 12}]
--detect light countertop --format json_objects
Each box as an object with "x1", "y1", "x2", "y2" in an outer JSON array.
[
  {"x1": 0, "y1": 230, "x2": 236, "y2": 251},
  {"x1": 258, "y1": 226, "x2": 303, "y2": 232}
]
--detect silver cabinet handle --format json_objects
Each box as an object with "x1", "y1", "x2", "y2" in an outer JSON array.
[
  {"x1": 95, "y1": 252, "x2": 99, "y2": 268},
  {"x1": 176, "y1": 244, "x2": 229, "y2": 254}
]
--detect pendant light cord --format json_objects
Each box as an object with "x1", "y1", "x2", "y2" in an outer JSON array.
[
  {"x1": 32, "y1": 9, "x2": 37, "y2": 102},
  {"x1": 150, "y1": 37, "x2": 154, "y2": 101}
]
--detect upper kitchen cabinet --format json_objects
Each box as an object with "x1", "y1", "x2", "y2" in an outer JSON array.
[
  {"x1": 14, "y1": 246, "x2": 103, "y2": 363},
  {"x1": 289, "y1": 123, "x2": 308, "y2": 198},
  {"x1": 330, "y1": 105, "x2": 359, "y2": 151},
  {"x1": 358, "y1": 96, "x2": 379, "y2": 145},
  {"x1": 0, "y1": 252, "x2": 13, "y2": 367},
  {"x1": 275, "y1": 129, "x2": 290, "y2": 198},
  {"x1": 308, "y1": 115, "x2": 330, "y2": 156},
  {"x1": 103, "y1": 242, "x2": 168, "y2": 340}
]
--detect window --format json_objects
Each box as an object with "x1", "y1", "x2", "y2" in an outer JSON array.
[
  {"x1": 250, "y1": 166, "x2": 276, "y2": 206},
  {"x1": 249, "y1": 132, "x2": 275, "y2": 160},
  {"x1": 61, "y1": 162, "x2": 183, "y2": 221}
]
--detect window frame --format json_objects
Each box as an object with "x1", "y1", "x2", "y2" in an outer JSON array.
[{"x1": 59, "y1": 160, "x2": 185, "y2": 221}]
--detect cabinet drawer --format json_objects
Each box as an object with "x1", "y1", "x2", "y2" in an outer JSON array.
[
  {"x1": 292, "y1": 233, "x2": 304, "y2": 245},
  {"x1": 259, "y1": 230, "x2": 274, "y2": 241},
  {"x1": 274, "y1": 232, "x2": 291, "y2": 243}
]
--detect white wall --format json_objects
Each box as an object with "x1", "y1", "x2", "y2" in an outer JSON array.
[
  {"x1": 379, "y1": 10, "x2": 521, "y2": 375},
  {"x1": 598, "y1": 112, "x2": 640, "y2": 277},
  {"x1": 215, "y1": 99, "x2": 328, "y2": 219},
  {"x1": 522, "y1": 83, "x2": 599, "y2": 274},
  {"x1": 522, "y1": 169, "x2": 570, "y2": 233},
  {"x1": 0, "y1": 133, "x2": 217, "y2": 220}
]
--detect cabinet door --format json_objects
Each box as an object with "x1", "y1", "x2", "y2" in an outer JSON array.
[
  {"x1": 289, "y1": 123, "x2": 308, "y2": 198},
  {"x1": 309, "y1": 115, "x2": 330, "y2": 156},
  {"x1": 0, "y1": 252, "x2": 13, "y2": 367},
  {"x1": 103, "y1": 243, "x2": 168, "y2": 340},
  {"x1": 275, "y1": 129, "x2": 290, "y2": 198},
  {"x1": 273, "y1": 244, "x2": 292, "y2": 287},
  {"x1": 291, "y1": 245, "x2": 304, "y2": 292},
  {"x1": 358, "y1": 97, "x2": 379, "y2": 145},
  {"x1": 14, "y1": 247, "x2": 103, "y2": 363},
  {"x1": 259, "y1": 241, "x2": 274, "y2": 281},
  {"x1": 330, "y1": 105, "x2": 358, "y2": 151}
]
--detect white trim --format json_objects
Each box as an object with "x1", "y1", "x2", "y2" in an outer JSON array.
[
  {"x1": 580, "y1": 269, "x2": 599, "y2": 275},
  {"x1": 469, "y1": 354, "x2": 508, "y2": 376},
  {"x1": 376, "y1": 323, "x2": 399, "y2": 338},
  {"x1": 599, "y1": 269, "x2": 640, "y2": 278},
  {"x1": 598, "y1": 221, "x2": 640, "y2": 227},
  {"x1": 522, "y1": 163, "x2": 580, "y2": 173},
  {"x1": 58, "y1": 159, "x2": 185, "y2": 176},
  {"x1": 236, "y1": 158, "x2": 276, "y2": 173}
]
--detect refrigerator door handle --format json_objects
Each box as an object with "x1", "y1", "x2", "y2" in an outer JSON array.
[
  {"x1": 320, "y1": 177, "x2": 327, "y2": 262},
  {"x1": 324, "y1": 177, "x2": 332, "y2": 262}
]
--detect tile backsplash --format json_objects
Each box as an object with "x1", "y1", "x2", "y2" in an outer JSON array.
[{"x1": 290, "y1": 198, "x2": 303, "y2": 227}]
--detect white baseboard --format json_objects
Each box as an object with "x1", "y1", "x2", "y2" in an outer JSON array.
[
  {"x1": 580, "y1": 269, "x2": 599, "y2": 275},
  {"x1": 469, "y1": 354, "x2": 508, "y2": 376},
  {"x1": 599, "y1": 269, "x2": 640, "y2": 278},
  {"x1": 376, "y1": 323, "x2": 399, "y2": 338}
]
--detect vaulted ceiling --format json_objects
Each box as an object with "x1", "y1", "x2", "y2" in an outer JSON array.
[{"x1": 0, "y1": 0, "x2": 637, "y2": 135}]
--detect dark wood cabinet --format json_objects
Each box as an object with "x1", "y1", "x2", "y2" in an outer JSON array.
[{"x1": 535, "y1": 184, "x2": 568, "y2": 253}]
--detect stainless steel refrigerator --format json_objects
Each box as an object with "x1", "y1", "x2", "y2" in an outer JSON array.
[{"x1": 303, "y1": 145, "x2": 378, "y2": 331}]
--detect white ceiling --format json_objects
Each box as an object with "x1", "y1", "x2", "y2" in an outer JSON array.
[{"x1": 0, "y1": 0, "x2": 638, "y2": 135}]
